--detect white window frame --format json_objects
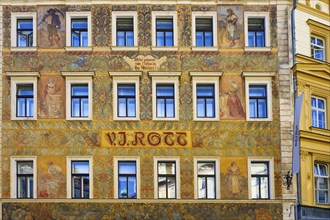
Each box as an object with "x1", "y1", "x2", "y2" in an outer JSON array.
[
  {"x1": 11, "y1": 12, "x2": 37, "y2": 51},
  {"x1": 62, "y1": 72, "x2": 94, "y2": 121},
  {"x1": 109, "y1": 72, "x2": 142, "y2": 121},
  {"x1": 311, "y1": 35, "x2": 325, "y2": 61},
  {"x1": 311, "y1": 96, "x2": 327, "y2": 129},
  {"x1": 191, "y1": 11, "x2": 218, "y2": 51},
  {"x1": 10, "y1": 156, "x2": 37, "y2": 199},
  {"x1": 111, "y1": 11, "x2": 138, "y2": 50},
  {"x1": 151, "y1": 11, "x2": 178, "y2": 51},
  {"x1": 154, "y1": 157, "x2": 180, "y2": 199},
  {"x1": 8, "y1": 72, "x2": 39, "y2": 120},
  {"x1": 150, "y1": 72, "x2": 181, "y2": 121},
  {"x1": 66, "y1": 156, "x2": 93, "y2": 199},
  {"x1": 243, "y1": 72, "x2": 274, "y2": 121},
  {"x1": 247, "y1": 157, "x2": 275, "y2": 200},
  {"x1": 314, "y1": 162, "x2": 330, "y2": 204},
  {"x1": 114, "y1": 156, "x2": 141, "y2": 199},
  {"x1": 193, "y1": 157, "x2": 220, "y2": 199},
  {"x1": 65, "y1": 12, "x2": 92, "y2": 51},
  {"x1": 244, "y1": 12, "x2": 271, "y2": 52},
  {"x1": 190, "y1": 72, "x2": 222, "y2": 121}
]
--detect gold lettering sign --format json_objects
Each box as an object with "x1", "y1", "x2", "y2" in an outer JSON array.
[{"x1": 101, "y1": 131, "x2": 192, "y2": 147}]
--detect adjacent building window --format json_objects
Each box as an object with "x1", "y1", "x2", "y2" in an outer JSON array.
[
  {"x1": 312, "y1": 96, "x2": 327, "y2": 129},
  {"x1": 152, "y1": 12, "x2": 177, "y2": 48},
  {"x1": 311, "y1": 36, "x2": 325, "y2": 61},
  {"x1": 197, "y1": 84, "x2": 215, "y2": 118},
  {"x1": 248, "y1": 18, "x2": 265, "y2": 47},
  {"x1": 249, "y1": 85, "x2": 268, "y2": 119},
  {"x1": 16, "y1": 84, "x2": 34, "y2": 118},
  {"x1": 71, "y1": 161, "x2": 90, "y2": 199},
  {"x1": 71, "y1": 84, "x2": 89, "y2": 118},
  {"x1": 117, "y1": 84, "x2": 136, "y2": 118},
  {"x1": 11, "y1": 12, "x2": 37, "y2": 49},
  {"x1": 118, "y1": 161, "x2": 137, "y2": 199},
  {"x1": 112, "y1": 12, "x2": 138, "y2": 48},
  {"x1": 156, "y1": 85, "x2": 175, "y2": 118},
  {"x1": 16, "y1": 161, "x2": 34, "y2": 199},
  {"x1": 192, "y1": 12, "x2": 217, "y2": 48},
  {"x1": 157, "y1": 161, "x2": 176, "y2": 199},
  {"x1": 66, "y1": 12, "x2": 91, "y2": 48},
  {"x1": 250, "y1": 161, "x2": 270, "y2": 199},
  {"x1": 71, "y1": 18, "x2": 88, "y2": 47},
  {"x1": 197, "y1": 161, "x2": 216, "y2": 199},
  {"x1": 314, "y1": 163, "x2": 329, "y2": 204}
]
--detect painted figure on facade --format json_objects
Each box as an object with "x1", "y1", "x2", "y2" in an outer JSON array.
[
  {"x1": 38, "y1": 8, "x2": 64, "y2": 47},
  {"x1": 226, "y1": 161, "x2": 242, "y2": 197},
  {"x1": 227, "y1": 80, "x2": 245, "y2": 118},
  {"x1": 225, "y1": 9, "x2": 240, "y2": 47},
  {"x1": 38, "y1": 161, "x2": 65, "y2": 198}
]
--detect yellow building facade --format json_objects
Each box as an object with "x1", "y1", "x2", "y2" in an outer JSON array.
[{"x1": 293, "y1": 0, "x2": 330, "y2": 219}]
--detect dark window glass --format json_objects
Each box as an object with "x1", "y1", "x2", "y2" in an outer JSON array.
[
  {"x1": 156, "y1": 85, "x2": 175, "y2": 118},
  {"x1": 156, "y1": 18, "x2": 173, "y2": 46},
  {"x1": 117, "y1": 18, "x2": 134, "y2": 46},
  {"x1": 118, "y1": 161, "x2": 137, "y2": 199},
  {"x1": 249, "y1": 85, "x2": 267, "y2": 118},
  {"x1": 71, "y1": 161, "x2": 90, "y2": 198},
  {"x1": 196, "y1": 18, "x2": 213, "y2": 46},
  {"x1": 71, "y1": 18, "x2": 88, "y2": 47},
  {"x1": 197, "y1": 162, "x2": 215, "y2": 199},
  {"x1": 118, "y1": 84, "x2": 136, "y2": 117},
  {"x1": 158, "y1": 161, "x2": 176, "y2": 199},
  {"x1": 17, "y1": 19, "x2": 33, "y2": 47},
  {"x1": 71, "y1": 84, "x2": 89, "y2": 118},
  {"x1": 197, "y1": 84, "x2": 215, "y2": 118},
  {"x1": 17, "y1": 161, "x2": 34, "y2": 198},
  {"x1": 248, "y1": 18, "x2": 265, "y2": 47},
  {"x1": 16, "y1": 84, "x2": 34, "y2": 117},
  {"x1": 251, "y1": 162, "x2": 270, "y2": 199}
]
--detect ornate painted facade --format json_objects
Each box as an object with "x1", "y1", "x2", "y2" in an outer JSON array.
[{"x1": 1, "y1": 0, "x2": 294, "y2": 219}]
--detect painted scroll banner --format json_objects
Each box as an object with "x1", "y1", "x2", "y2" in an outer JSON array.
[{"x1": 101, "y1": 131, "x2": 192, "y2": 148}]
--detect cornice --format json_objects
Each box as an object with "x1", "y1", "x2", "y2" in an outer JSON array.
[
  {"x1": 300, "y1": 129, "x2": 330, "y2": 144},
  {"x1": 297, "y1": 2, "x2": 330, "y2": 21}
]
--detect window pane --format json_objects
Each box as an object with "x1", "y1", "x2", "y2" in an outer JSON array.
[
  {"x1": 258, "y1": 99, "x2": 267, "y2": 118},
  {"x1": 83, "y1": 176, "x2": 90, "y2": 198},
  {"x1": 196, "y1": 32, "x2": 204, "y2": 46},
  {"x1": 165, "y1": 32, "x2": 173, "y2": 46},
  {"x1": 72, "y1": 85, "x2": 88, "y2": 96},
  {"x1": 156, "y1": 32, "x2": 165, "y2": 46},
  {"x1": 248, "y1": 32, "x2": 255, "y2": 47},
  {"x1": 249, "y1": 86, "x2": 266, "y2": 97},
  {"x1": 18, "y1": 20, "x2": 33, "y2": 29},
  {"x1": 157, "y1": 99, "x2": 165, "y2": 118},
  {"x1": 118, "y1": 98, "x2": 127, "y2": 117},
  {"x1": 318, "y1": 112, "x2": 325, "y2": 129},
  {"x1": 197, "y1": 162, "x2": 215, "y2": 175},
  {"x1": 207, "y1": 177, "x2": 215, "y2": 199},
  {"x1": 117, "y1": 31, "x2": 125, "y2": 46},
  {"x1": 311, "y1": 37, "x2": 316, "y2": 44},
  {"x1": 206, "y1": 98, "x2": 215, "y2": 117},
  {"x1": 117, "y1": 18, "x2": 133, "y2": 31},
  {"x1": 72, "y1": 161, "x2": 89, "y2": 174},
  {"x1": 198, "y1": 177, "x2": 206, "y2": 198},
  {"x1": 196, "y1": 18, "x2": 212, "y2": 31},
  {"x1": 81, "y1": 31, "x2": 88, "y2": 47},
  {"x1": 314, "y1": 164, "x2": 319, "y2": 175},
  {"x1": 319, "y1": 164, "x2": 328, "y2": 176},
  {"x1": 18, "y1": 34, "x2": 27, "y2": 47},
  {"x1": 72, "y1": 19, "x2": 87, "y2": 29},
  {"x1": 317, "y1": 39, "x2": 324, "y2": 47},
  {"x1": 128, "y1": 176, "x2": 137, "y2": 198},
  {"x1": 72, "y1": 176, "x2": 82, "y2": 198},
  {"x1": 248, "y1": 18, "x2": 264, "y2": 31},
  {"x1": 119, "y1": 161, "x2": 136, "y2": 174},
  {"x1": 17, "y1": 98, "x2": 26, "y2": 117},
  {"x1": 71, "y1": 98, "x2": 80, "y2": 117},
  {"x1": 126, "y1": 31, "x2": 134, "y2": 46},
  {"x1": 318, "y1": 190, "x2": 328, "y2": 203},
  {"x1": 18, "y1": 85, "x2": 33, "y2": 96},
  {"x1": 197, "y1": 99, "x2": 205, "y2": 117},
  {"x1": 197, "y1": 85, "x2": 214, "y2": 97},
  {"x1": 319, "y1": 178, "x2": 328, "y2": 190},
  {"x1": 156, "y1": 19, "x2": 173, "y2": 30},
  {"x1": 251, "y1": 177, "x2": 259, "y2": 199},
  {"x1": 81, "y1": 98, "x2": 89, "y2": 117},
  {"x1": 157, "y1": 85, "x2": 174, "y2": 96},
  {"x1": 318, "y1": 99, "x2": 325, "y2": 109},
  {"x1": 158, "y1": 162, "x2": 175, "y2": 175},
  {"x1": 158, "y1": 177, "x2": 167, "y2": 198},
  {"x1": 18, "y1": 161, "x2": 33, "y2": 174},
  {"x1": 119, "y1": 176, "x2": 127, "y2": 198},
  {"x1": 249, "y1": 99, "x2": 257, "y2": 118},
  {"x1": 166, "y1": 99, "x2": 174, "y2": 117},
  {"x1": 27, "y1": 176, "x2": 33, "y2": 198},
  {"x1": 18, "y1": 176, "x2": 27, "y2": 198},
  {"x1": 312, "y1": 97, "x2": 317, "y2": 107},
  {"x1": 260, "y1": 177, "x2": 269, "y2": 198},
  {"x1": 167, "y1": 176, "x2": 176, "y2": 198},
  {"x1": 251, "y1": 162, "x2": 268, "y2": 175},
  {"x1": 256, "y1": 32, "x2": 265, "y2": 47},
  {"x1": 118, "y1": 85, "x2": 135, "y2": 96},
  {"x1": 127, "y1": 98, "x2": 136, "y2": 117},
  {"x1": 204, "y1": 32, "x2": 213, "y2": 46},
  {"x1": 312, "y1": 110, "x2": 317, "y2": 127},
  {"x1": 72, "y1": 33, "x2": 80, "y2": 47},
  {"x1": 26, "y1": 98, "x2": 34, "y2": 117}
]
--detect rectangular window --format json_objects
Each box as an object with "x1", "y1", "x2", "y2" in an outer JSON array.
[
  {"x1": 196, "y1": 18, "x2": 213, "y2": 47},
  {"x1": 17, "y1": 19, "x2": 33, "y2": 47},
  {"x1": 249, "y1": 85, "x2": 267, "y2": 118},
  {"x1": 311, "y1": 36, "x2": 325, "y2": 61},
  {"x1": 118, "y1": 161, "x2": 137, "y2": 199},
  {"x1": 156, "y1": 18, "x2": 173, "y2": 46},
  {"x1": 251, "y1": 161, "x2": 270, "y2": 199},
  {"x1": 16, "y1": 84, "x2": 34, "y2": 118},
  {"x1": 17, "y1": 161, "x2": 34, "y2": 199},
  {"x1": 158, "y1": 161, "x2": 176, "y2": 199},
  {"x1": 116, "y1": 18, "x2": 134, "y2": 46},
  {"x1": 71, "y1": 84, "x2": 89, "y2": 118},
  {"x1": 156, "y1": 85, "x2": 175, "y2": 118},
  {"x1": 314, "y1": 163, "x2": 329, "y2": 204},
  {"x1": 197, "y1": 161, "x2": 216, "y2": 199},
  {"x1": 71, "y1": 161, "x2": 90, "y2": 199},
  {"x1": 312, "y1": 97, "x2": 326, "y2": 129},
  {"x1": 71, "y1": 18, "x2": 88, "y2": 47},
  {"x1": 248, "y1": 18, "x2": 265, "y2": 47},
  {"x1": 118, "y1": 84, "x2": 136, "y2": 117},
  {"x1": 197, "y1": 84, "x2": 215, "y2": 118}
]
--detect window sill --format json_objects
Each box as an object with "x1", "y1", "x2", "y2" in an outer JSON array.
[
  {"x1": 151, "y1": 46, "x2": 178, "y2": 51},
  {"x1": 191, "y1": 46, "x2": 218, "y2": 52},
  {"x1": 10, "y1": 47, "x2": 37, "y2": 52},
  {"x1": 11, "y1": 117, "x2": 37, "y2": 121},
  {"x1": 193, "y1": 118, "x2": 219, "y2": 122},
  {"x1": 65, "y1": 46, "x2": 92, "y2": 52},
  {"x1": 246, "y1": 118, "x2": 272, "y2": 122},
  {"x1": 66, "y1": 117, "x2": 92, "y2": 121},
  {"x1": 244, "y1": 47, "x2": 272, "y2": 52},
  {"x1": 152, "y1": 117, "x2": 179, "y2": 121},
  {"x1": 111, "y1": 46, "x2": 139, "y2": 51},
  {"x1": 113, "y1": 117, "x2": 140, "y2": 121}
]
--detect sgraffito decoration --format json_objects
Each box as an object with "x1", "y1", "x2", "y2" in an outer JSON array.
[{"x1": 91, "y1": 5, "x2": 112, "y2": 47}]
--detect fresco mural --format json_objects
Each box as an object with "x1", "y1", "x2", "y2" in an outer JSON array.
[
  {"x1": 37, "y1": 6, "x2": 66, "y2": 48},
  {"x1": 218, "y1": 6, "x2": 244, "y2": 48}
]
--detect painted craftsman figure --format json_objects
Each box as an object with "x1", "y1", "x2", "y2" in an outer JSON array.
[
  {"x1": 38, "y1": 8, "x2": 64, "y2": 47},
  {"x1": 225, "y1": 9, "x2": 240, "y2": 47}
]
